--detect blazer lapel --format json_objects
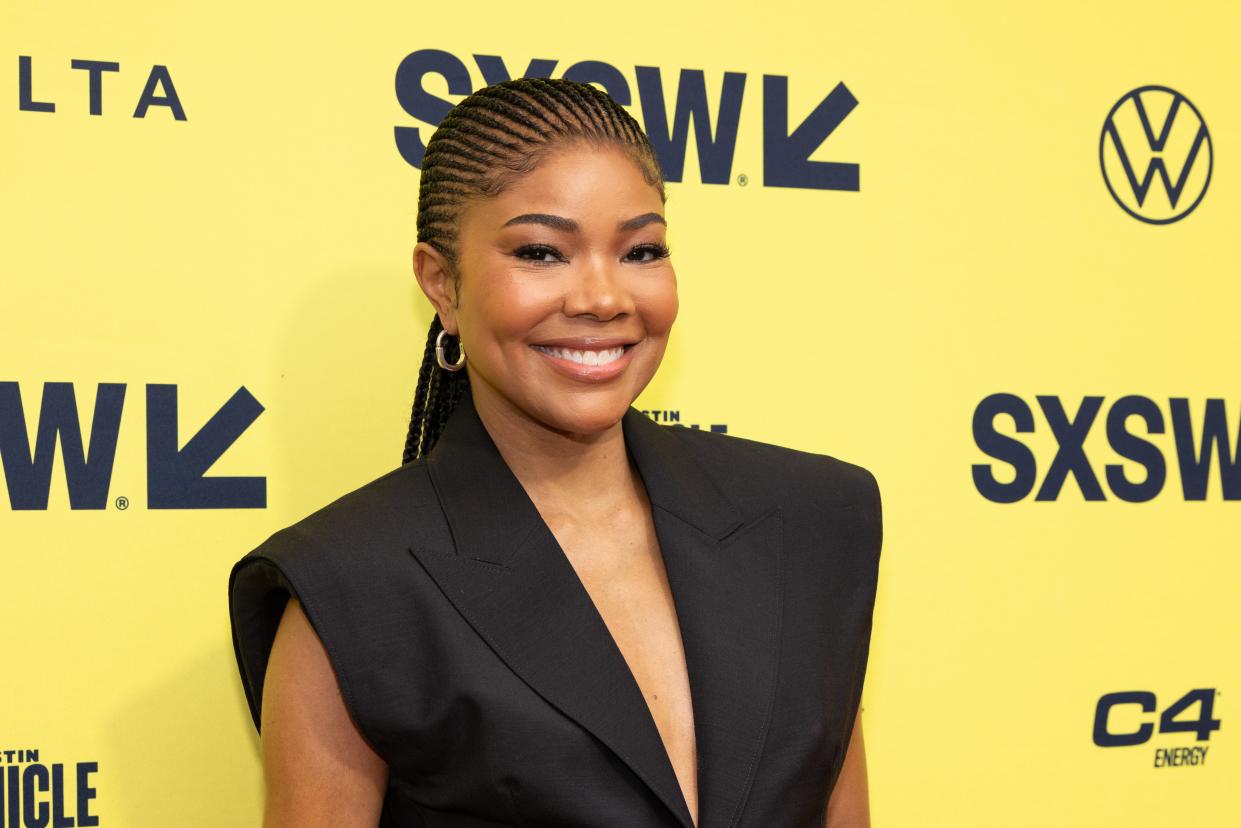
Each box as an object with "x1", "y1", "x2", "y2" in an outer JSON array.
[
  {"x1": 624, "y1": 409, "x2": 784, "y2": 828},
  {"x1": 408, "y1": 393, "x2": 783, "y2": 828}
]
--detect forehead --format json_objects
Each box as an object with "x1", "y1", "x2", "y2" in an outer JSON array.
[{"x1": 462, "y1": 143, "x2": 665, "y2": 234}]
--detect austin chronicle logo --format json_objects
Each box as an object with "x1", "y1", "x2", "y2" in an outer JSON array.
[{"x1": 1099, "y1": 86, "x2": 1212, "y2": 224}]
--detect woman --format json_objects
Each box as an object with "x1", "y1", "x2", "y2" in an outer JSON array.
[{"x1": 229, "y1": 77, "x2": 881, "y2": 828}]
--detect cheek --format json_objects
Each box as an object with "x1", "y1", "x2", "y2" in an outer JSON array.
[
  {"x1": 461, "y1": 272, "x2": 559, "y2": 344},
  {"x1": 636, "y1": 274, "x2": 679, "y2": 335}
]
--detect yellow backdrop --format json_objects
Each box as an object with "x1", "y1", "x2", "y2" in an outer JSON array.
[{"x1": 3, "y1": 1, "x2": 1236, "y2": 825}]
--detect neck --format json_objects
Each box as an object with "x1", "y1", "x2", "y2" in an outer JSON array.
[{"x1": 467, "y1": 377, "x2": 642, "y2": 522}]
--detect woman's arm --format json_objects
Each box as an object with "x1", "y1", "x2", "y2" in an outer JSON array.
[
  {"x1": 825, "y1": 710, "x2": 870, "y2": 828},
  {"x1": 260, "y1": 597, "x2": 389, "y2": 827}
]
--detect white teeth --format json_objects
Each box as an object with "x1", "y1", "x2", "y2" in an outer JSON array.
[{"x1": 533, "y1": 345, "x2": 626, "y2": 366}]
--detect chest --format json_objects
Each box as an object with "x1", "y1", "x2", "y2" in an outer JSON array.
[
  {"x1": 549, "y1": 512, "x2": 701, "y2": 824},
  {"x1": 397, "y1": 495, "x2": 869, "y2": 826}
]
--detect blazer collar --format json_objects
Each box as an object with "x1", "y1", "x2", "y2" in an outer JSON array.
[
  {"x1": 426, "y1": 390, "x2": 744, "y2": 565},
  {"x1": 412, "y1": 390, "x2": 782, "y2": 828}
]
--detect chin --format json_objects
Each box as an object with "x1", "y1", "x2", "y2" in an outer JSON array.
[{"x1": 537, "y1": 394, "x2": 633, "y2": 437}]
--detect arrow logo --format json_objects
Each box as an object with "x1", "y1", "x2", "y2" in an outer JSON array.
[
  {"x1": 146, "y1": 384, "x2": 266, "y2": 509},
  {"x1": 763, "y1": 77, "x2": 859, "y2": 191}
]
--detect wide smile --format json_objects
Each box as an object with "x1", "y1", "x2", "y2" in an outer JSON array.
[
  {"x1": 530, "y1": 344, "x2": 626, "y2": 366},
  {"x1": 529, "y1": 340, "x2": 638, "y2": 382}
]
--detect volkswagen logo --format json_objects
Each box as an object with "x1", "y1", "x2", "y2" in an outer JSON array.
[{"x1": 1099, "y1": 86, "x2": 1212, "y2": 224}]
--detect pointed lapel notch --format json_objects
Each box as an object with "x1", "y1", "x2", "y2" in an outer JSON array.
[
  {"x1": 409, "y1": 394, "x2": 784, "y2": 828},
  {"x1": 622, "y1": 410, "x2": 785, "y2": 828}
]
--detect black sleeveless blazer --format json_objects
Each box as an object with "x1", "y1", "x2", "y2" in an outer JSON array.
[{"x1": 228, "y1": 392, "x2": 882, "y2": 827}]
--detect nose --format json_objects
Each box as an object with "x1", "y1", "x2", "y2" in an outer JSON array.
[{"x1": 562, "y1": 254, "x2": 635, "y2": 321}]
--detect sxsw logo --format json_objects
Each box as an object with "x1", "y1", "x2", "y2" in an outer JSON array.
[
  {"x1": 1099, "y1": 86, "x2": 1212, "y2": 224},
  {"x1": 394, "y1": 50, "x2": 859, "y2": 191},
  {"x1": 0, "y1": 382, "x2": 264, "y2": 510},
  {"x1": 972, "y1": 394, "x2": 1240, "y2": 502}
]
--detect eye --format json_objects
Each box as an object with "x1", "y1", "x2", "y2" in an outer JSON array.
[
  {"x1": 625, "y1": 243, "x2": 671, "y2": 263},
  {"x1": 513, "y1": 244, "x2": 565, "y2": 265}
]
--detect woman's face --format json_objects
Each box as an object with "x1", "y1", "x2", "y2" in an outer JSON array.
[{"x1": 419, "y1": 141, "x2": 678, "y2": 437}]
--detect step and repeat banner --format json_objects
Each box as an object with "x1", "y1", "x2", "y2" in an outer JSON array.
[{"x1": 3, "y1": 1, "x2": 1236, "y2": 825}]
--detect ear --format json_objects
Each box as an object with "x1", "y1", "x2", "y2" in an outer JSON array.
[{"x1": 412, "y1": 242, "x2": 460, "y2": 334}]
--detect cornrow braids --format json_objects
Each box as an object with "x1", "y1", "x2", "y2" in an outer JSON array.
[{"x1": 402, "y1": 77, "x2": 666, "y2": 464}]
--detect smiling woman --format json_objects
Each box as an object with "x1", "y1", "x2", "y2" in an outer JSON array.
[
  {"x1": 416, "y1": 142, "x2": 678, "y2": 437},
  {"x1": 228, "y1": 77, "x2": 882, "y2": 828}
]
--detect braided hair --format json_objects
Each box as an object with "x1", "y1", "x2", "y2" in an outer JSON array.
[{"x1": 401, "y1": 77, "x2": 667, "y2": 464}]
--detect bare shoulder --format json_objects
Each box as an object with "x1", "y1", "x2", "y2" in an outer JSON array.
[{"x1": 260, "y1": 597, "x2": 388, "y2": 827}]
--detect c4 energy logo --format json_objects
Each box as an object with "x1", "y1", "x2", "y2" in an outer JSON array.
[
  {"x1": 0, "y1": 382, "x2": 264, "y2": 511},
  {"x1": 394, "y1": 50, "x2": 859, "y2": 192},
  {"x1": 1093, "y1": 689, "x2": 1220, "y2": 769},
  {"x1": 1, "y1": 748, "x2": 99, "y2": 827},
  {"x1": 1099, "y1": 86, "x2": 1211, "y2": 224},
  {"x1": 971, "y1": 394, "x2": 1240, "y2": 502}
]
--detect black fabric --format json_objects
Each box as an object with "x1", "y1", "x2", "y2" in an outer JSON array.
[{"x1": 228, "y1": 391, "x2": 882, "y2": 827}]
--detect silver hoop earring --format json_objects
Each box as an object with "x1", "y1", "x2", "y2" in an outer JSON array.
[{"x1": 435, "y1": 328, "x2": 466, "y2": 372}]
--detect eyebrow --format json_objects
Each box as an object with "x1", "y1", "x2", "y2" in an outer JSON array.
[{"x1": 500, "y1": 212, "x2": 666, "y2": 233}]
